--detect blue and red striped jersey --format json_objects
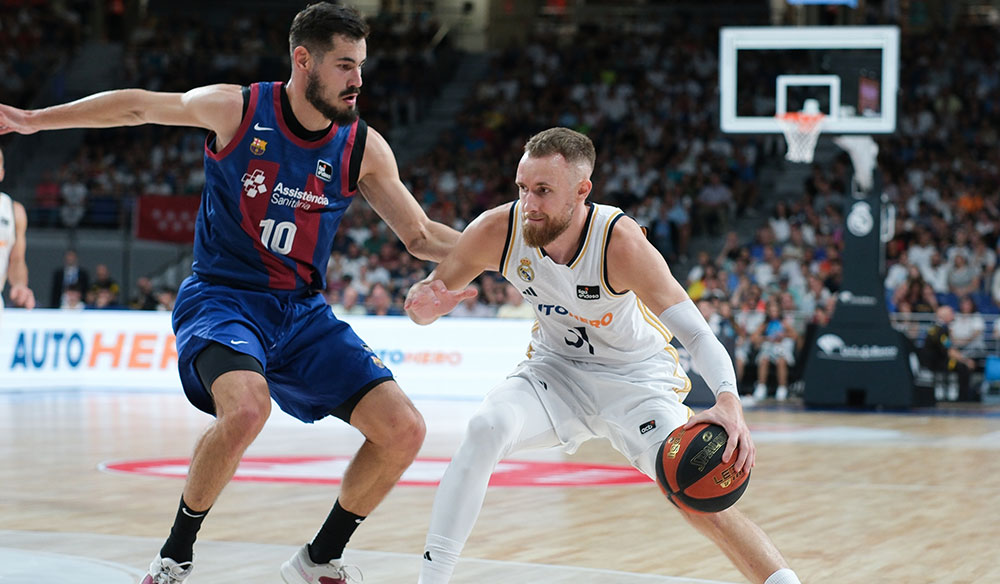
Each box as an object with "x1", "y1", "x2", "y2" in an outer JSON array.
[{"x1": 192, "y1": 81, "x2": 366, "y2": 292}]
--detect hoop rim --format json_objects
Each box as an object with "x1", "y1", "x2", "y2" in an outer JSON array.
[{"x1": 775, "y1": 111, "x2": 826, "y2": 126}]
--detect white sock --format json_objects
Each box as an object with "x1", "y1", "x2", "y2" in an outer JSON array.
[
  {"x1": 417, "y1": 534, "x2": 463, "y2": 584},
  {"x1": 764, "y1": 568, "x2": 801, "y2": 584}
]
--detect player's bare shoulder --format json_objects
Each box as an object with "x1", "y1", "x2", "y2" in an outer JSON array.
[
  {"x1": 459, "y1": 202, "x2": 517, "y2": 273},
  {"x1": 605, "y1": 213, "x2": 652, "y2": 260},
  {"x1": 358, "y1": 126, "x2": 397, "y2": 178}
]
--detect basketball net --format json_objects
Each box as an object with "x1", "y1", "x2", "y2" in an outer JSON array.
[
  {"x1": 833, "y1": 135, "x2": 879, "y2": 193},
  {"x1": 776, "y1": 112, "x2": 825, "y2": 164}
]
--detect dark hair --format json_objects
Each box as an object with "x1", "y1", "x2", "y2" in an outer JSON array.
[
  {"x1": 524, "y1": 127, "x2": 596, "y2": 172},
  {"x1": 289, "y1": 2, "x2": 369, "y2": 59}
]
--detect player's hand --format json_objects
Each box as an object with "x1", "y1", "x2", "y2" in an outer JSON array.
[
  {"x1": 403, "y1": 279, "x2": 477, "y2": 325},
  {"x1": 9, "y1": 284, "x2": 35, "y2": 309},
  {"x1": 0, "y1": 104, "x2": 37, "y2": 135},
  {"x1": 684, "y1": 391, "x2": 755, "y2": 473}
]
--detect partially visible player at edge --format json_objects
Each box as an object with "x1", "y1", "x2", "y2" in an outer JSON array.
[
  {"x1": 404, "y1": 127, "x2": 802, "y2": 584},
  {"x1": 0, "y1": 145, "x2": 36, "y2": 323},
  {"x1": 0, "y1": 3, "x2": 459, "y2": 583}
]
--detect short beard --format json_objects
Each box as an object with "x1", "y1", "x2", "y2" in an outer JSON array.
[
  {"x1": 523, "y1": 211, "x2": 572, "y2": 248},
  {"x1": 305, "y1": 70, "x2": 360, "y2": 125}
]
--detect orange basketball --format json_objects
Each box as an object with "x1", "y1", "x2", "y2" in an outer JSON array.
[{"x1": 654, "y1": 422, "x2": 750, "y2": 514}]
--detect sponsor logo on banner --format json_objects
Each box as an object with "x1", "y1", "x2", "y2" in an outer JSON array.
[
  {"x1": 7, "y1": 329, "x2": 178, "y2": 371},
  {"x1": 837, "y1": 290, "x2": 878, "y2": 306},
  {"x1": 815, "y1": 333, "x2": 898, "y2": 361}
]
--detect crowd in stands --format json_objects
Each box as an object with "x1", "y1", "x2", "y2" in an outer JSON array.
[
  {"x1": 28, "y1": 6, "x2": 460, "y2": 230},
  {"x1": 0, "y1": 1, "x2": 84, "y2": 108},
  {"x1": 8, "y1": 6, "x2": 1000, "y2": 400}
]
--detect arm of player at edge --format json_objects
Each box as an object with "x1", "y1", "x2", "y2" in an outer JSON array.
[
  {"x1": 606, "y1": 215, "x2": 755, "y2": 473},
  {"x1": 7, "y1": 199, "x2": 34, "y2": 309},
  {"x1": 0, "y1": 86, "x2": 243, "y2": 141},
  {"x1": 404, "y1": 205, "x2": 510, "y2": 325}
]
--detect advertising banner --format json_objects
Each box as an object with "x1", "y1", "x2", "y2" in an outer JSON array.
[{"x1": 0, "y1": 310, "x2": 532, "y2": 401}]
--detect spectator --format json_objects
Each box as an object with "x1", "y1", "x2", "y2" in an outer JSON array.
[
  {"x1": 155, "y1": 287, "x2": 176, "y2": 312},
  {"x1": 365, "y1": 282, "x2": 402, "y2": 316},
  {"x1": 751, "y1": 299, "x2": 798, "y2": 402},
  {"x1": 49, "y1": 249, "x2": 89, "y2": 308},
  {"x1": 919, "y1": 305, "x2": 976, "y2": 402},
  {"x1": 88, "y1": 286, "x2": 124, "y2": 310},
  {"x1": 951, "y1": 295, "x2": 986, "y2": 355},
  {"x1": 495, "y1": 283, "x2": 534, "y2": 319},
  {"x1": 88, "y1": 263, "x2": 121, "y2": 305},
  {"x1": 131, "y1": 276, "x2": 159, "y2": 310},
  {"x1": 694, "y1": 172, "x2": 732, "y2": 236},
  {"x1": 892, "y1": 267, "x2": 938, "y2": 313},
  {"x1": 330, "y1": 286, "x2": 366, "y2": 316},
  {"x1": 60, "y1": 284, "x2": 86, "y2": 311},
  {"x1": 448, "y1": 282, "x2": 495, "y2": 318},
  {"x1": 946, "y1": 253, "x2": 980, "y2": 298}
]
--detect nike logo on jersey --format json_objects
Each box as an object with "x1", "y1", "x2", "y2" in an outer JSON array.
[
  {"x1": 424, "y1": 551, "x2": 432, "y2": 561},
  {"x1": 230, "y1": 340, "x2": 249, "y2": 345},
  {"x1": 253, "y1": 123, "x2": 274, "y2": 131}
]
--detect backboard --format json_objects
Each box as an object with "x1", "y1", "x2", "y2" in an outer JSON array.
[{"x1": 719, "y1": 26, "x2": 899, "y2": 134}]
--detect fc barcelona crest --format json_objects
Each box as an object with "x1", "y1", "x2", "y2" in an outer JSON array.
[
  {"x1": 250, "y1": 137, "x2": 268, "y2": 156},
  {"x1": 517, "y1": 258, "x2": 535, "y2": 282}
]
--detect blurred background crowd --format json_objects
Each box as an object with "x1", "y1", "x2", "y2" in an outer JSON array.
[{"x1": 2, "y1": 0, "x2": 999, "y2": 401}]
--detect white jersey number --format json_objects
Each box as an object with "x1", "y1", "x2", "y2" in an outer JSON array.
[{"x1": 259, "y1": 219, "x2": 297, "y2": 255}]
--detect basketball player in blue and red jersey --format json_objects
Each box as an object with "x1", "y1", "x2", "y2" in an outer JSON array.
[
  {"x1": 0, "y1": 3, "x2": 458, "y2": 583},
  {"x1": 405, "y1": 128, "x2": 802, "y2": 584}
]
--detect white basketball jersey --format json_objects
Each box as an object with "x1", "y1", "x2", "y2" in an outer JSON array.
[
  {"x1": 500, "y1": 201, "x2": 684, "y2": 372},
  {"x1": 0, "y1": 193, "x2": 15, "y2": 288}
]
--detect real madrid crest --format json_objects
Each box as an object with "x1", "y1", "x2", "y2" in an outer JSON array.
[{"x1": 517, "y1": 258, "x2": 535, "y2": 282}]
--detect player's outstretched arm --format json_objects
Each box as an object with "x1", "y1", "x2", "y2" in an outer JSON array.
[
  {"x1": 7, "y1": 200, "x2": 34, "y2": 309},
  {"x1": 404, "y1": 204, "x2": 510, "y2": 325},
  {"x1": 0, "y1": 85, "x2": 244, "y2": 142},
  {"x1": 357, "y1": 127, "x2": 460, "y2": 263},
  {"x1": 605, "y1": 215, "x2": 754, "y2": 471}
]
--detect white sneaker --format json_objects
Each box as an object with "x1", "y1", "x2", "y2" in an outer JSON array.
[
  {"x1": 752, "y1": 383, "x2": 768, "y2": 401},
  {"x1": 775, "y1": 385, "x2": 788, "y2": 401},
  {"x1": 140, "y1": 556, "x2": 193, "y2": 584},
  {"x1": 281, "y1": 545, "x2": 362, "y2": 583}
]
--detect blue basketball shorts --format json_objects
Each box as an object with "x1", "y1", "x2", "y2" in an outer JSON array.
[{"x1": 172, "y1": 275, "x2": 394, "y2": 423}]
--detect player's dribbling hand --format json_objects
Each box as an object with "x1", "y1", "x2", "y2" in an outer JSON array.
[
  {"x1": 683, "y1": 391, "x2": 755, "y2": 473},
  {"x1": 404, "y1": 279, "x2": 477, "y2": 325}
]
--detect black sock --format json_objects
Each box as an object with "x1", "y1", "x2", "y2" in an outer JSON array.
[
  {"x1": 308, "y1": 499, "x2": 366, "y2": 564},
  {"x1": 159, "y1": 496, "x2": 210, "y2": 564}
]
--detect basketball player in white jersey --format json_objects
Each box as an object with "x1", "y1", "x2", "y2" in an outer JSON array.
[
  {"x1": 0, "y1": 145, "x2": 36, "y2": 324},
  {"x1": 405, "y1": 128, "x2": 801, "y2": 584}
]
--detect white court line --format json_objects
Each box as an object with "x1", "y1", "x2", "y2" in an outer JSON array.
[{"x1": 0, "y1": 530, "x2": 739, "y2": 584}]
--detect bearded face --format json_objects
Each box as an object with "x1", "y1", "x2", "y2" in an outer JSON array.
[
  {"x1": 305, "y1": 68, "x2": 360, "y2": 125},
  {"x1": 522, "y1": 202, "x2": 574, "y2": 248}
]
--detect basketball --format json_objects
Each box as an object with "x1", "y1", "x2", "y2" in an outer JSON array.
[{"x1": 654, "y1": 423, "x2": 750, "y2": 514}]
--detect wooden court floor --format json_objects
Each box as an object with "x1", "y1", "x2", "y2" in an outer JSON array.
[{"x1": 1, "y1": 390, "x2": 998, "y2": 584}]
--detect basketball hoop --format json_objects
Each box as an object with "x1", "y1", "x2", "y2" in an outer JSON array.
[{"x1": 776, "y1": 111, "x2": 825, "y2": 164}]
